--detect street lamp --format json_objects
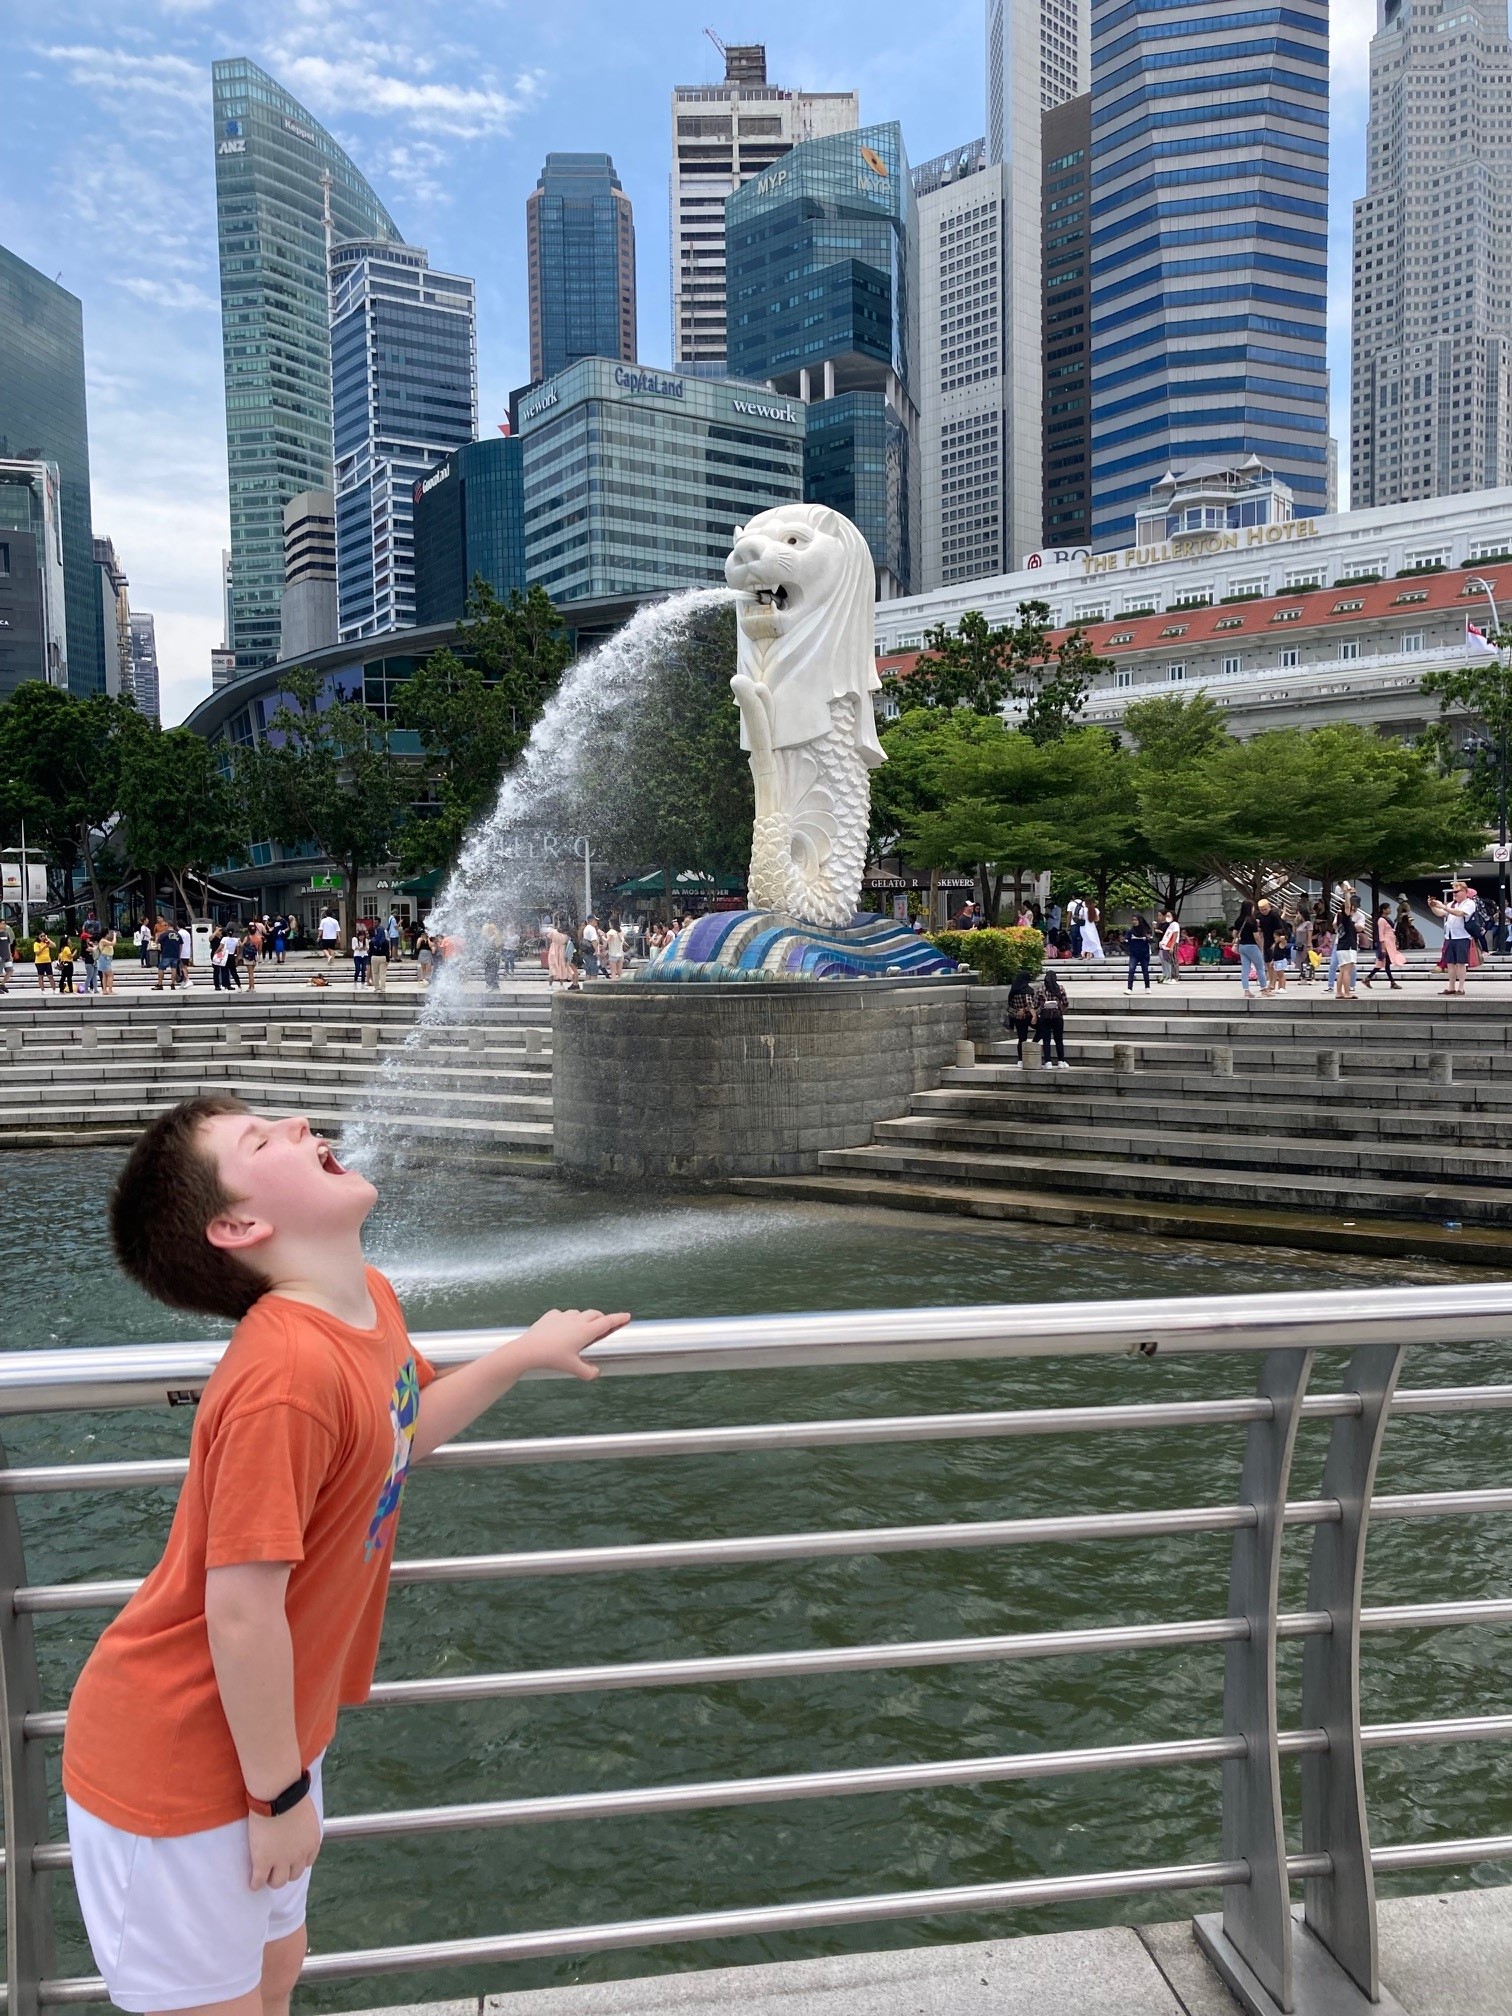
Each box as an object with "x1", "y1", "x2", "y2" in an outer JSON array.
[{"x1": 1465, "y1": 579, "x2": 1510, "y2": 950}]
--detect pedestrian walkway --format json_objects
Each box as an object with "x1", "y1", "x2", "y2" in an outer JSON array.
[
  {"x1": 350, "y1": 1884, "x2": 1512, "y2": 2016},
  {"x1": 737, "y1": 994, "x2": 1512, "y2": 1261}
]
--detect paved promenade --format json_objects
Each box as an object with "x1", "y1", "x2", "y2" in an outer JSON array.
[{"x1": 353, "y1": 1885, "x2": 1512, "y2": 2016}]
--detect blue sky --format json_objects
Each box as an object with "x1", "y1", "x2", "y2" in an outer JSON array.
[{"x1": 0, "y1": 0, "x2": 1374, "y2": 726}]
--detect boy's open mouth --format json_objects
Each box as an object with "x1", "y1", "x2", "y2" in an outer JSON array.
[{"x1": 316, "y1": 1139, "x2": 348, "y2": 1177}]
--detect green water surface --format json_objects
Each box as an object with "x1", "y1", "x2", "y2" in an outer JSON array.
[{"x1": 3, "y1": 1151, "x2": 1510, "y2": 2006}]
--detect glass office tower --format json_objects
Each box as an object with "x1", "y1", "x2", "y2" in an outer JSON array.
[
  {"x1": 526, "y1": 154, "x2": 637, "y2": 385},
  {"x1": 517, "y1": 360, "x2": 805, "y2": 604},
  {"x1": 329, "y1": 240, "x2": 476, "y2": 640},
  {"x1": 212, "y1": 59, "x2": 402, "y2": 670},
  {"x1": 726, "y1": 122, "x2": 919, "y2": 597},
  {"x1": 412, "y1": 436, "x2": 526, "y2": 627},
  {"x1": 1087, "y1": 0, "x2": 1330, "y2": 548},
  {"x1": 0, "y1": 246, "x2": 102, "y2": 695}
]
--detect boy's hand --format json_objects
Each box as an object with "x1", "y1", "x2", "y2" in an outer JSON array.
[
  {"x1": 514, "y1": 1308, "x2": 629, "y2": 1379},
  {"x1": 247, "y1": 1797, "x2": 322, "y2": 1890}
]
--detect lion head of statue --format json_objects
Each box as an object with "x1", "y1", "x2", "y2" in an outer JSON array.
[{"x1": 725, "y1": 503, "x2": 884, "y2": 766}]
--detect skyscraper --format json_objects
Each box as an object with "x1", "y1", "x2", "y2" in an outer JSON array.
[
  {"x1": 280, "y1": 490, "x2": 338, "y2": 659},
  {"x1": 129, "y1": 612, "x2": 161, "y2": 723},
  {"x1": 983, "y1": 0, "x2": 1089, "y2": 568},
  {"x1": 914, "y1": 142, "x2": 1016, "y2": 588},
  {"x1": 1087, "y1": 0, "x2": 1330, "y2": 548},
  {"x1": 671, "y1": 41, "x2": 859, "y2": 371},
  {"x1": 727, "y1": 122, "x2": 919, "y2": 597},
  {"x1": 413, "y1": 436, "x2": 526, "y2": 628},
  {"x1": 330, "y1": 240, "x2": 476, "y2": 641},
  {"x1": 1350, "y1": 0, "x2": 1512, "y2": 508},
  {"x1": 93, "y1": 536, "x2": 130, "y2": 700},
  {"x1": 0, "y1": 245, "x2": 102, "y2": 695},
  {"x1": 1040, "y1": 95, "x2": 1091, "y2": 547},
  {"x1": 0, "y1": 459, "x2": 67, "y2": 698},
  {"x1": 526, "y1": 155, "x2": 636, "y2": 384},
  {"x1": 212, "y1": 58, "x2": 402, "y2": 671}
]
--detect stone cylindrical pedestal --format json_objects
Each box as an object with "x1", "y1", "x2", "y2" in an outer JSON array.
[
  {"x1": 1430, "y1": 1053, "x2": 1454, "y2": 1085},
  {"x1": 553, "y1": 979, "x2": 972, "y2": 1181},
  {"x1": 1316, "y1": 1049, "x2": 1341, "y2": 1081}
]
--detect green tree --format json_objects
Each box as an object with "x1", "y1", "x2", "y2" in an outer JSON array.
[
  {"x1": 891, "y1": 601, "x2": 1108, "y2": 743},
  {"x1": 394, "y1": 579, "x2": 571, "y2": 876},
  {"x1": 895, "y1": 717, "x2": 1134, "y2": 921},
  {"x1": 0, "y1": 683, "x2": 143, "y2": 923},
  {"x1": 116, "y1": 727, "x2": 247, "y2": 921},
  {"x1": 1421, "y1": 642, "x2": 1512, "y2": 832},
  {"x1": 1140, "y1": 722, "x2": 1483, "y2": 903},
  {"x1": 236, "y1": 671, "x2": 407, "y2": 942},
  {"x1": 1123, "y1": 689, "x2": 1230, "y2": 911}
]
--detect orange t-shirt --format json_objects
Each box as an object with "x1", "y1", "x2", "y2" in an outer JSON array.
[{"x1": 62, "y1": 1269, "x2": 434, "y2": 1836}]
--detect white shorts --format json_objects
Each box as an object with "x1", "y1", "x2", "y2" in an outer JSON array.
[{"x1": 67, "y1": 1755, "x2": 325, "y2": 2012}]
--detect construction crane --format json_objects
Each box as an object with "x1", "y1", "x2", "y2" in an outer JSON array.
[{"x1": 704, "y1": 27, "x2": 727, "y2": 62}]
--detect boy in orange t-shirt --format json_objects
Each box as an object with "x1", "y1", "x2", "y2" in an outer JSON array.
[{"x1": 64, "y1": 1094, "x2": 627, "y2": 2016}]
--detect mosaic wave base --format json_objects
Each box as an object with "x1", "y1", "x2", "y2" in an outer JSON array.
[{"x1": 640, "y1": 910, "x2": 959, "y2": 982}]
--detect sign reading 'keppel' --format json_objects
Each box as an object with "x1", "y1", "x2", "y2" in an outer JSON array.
[{"x1": 614, "y1": 366, "x2": 685, "y2": 400}]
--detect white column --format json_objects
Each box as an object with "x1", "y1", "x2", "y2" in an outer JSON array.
[
  {"x1": 799, "y1": 367, "x2": 811, "y2": 403},
  {"x1": 823, "y1": 357, "x2": 836, "y2": 400}
]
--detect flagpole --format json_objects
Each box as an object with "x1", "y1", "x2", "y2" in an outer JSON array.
[{"x1": 1467, "y1": 578, "x2": 1508, "y2": 948}]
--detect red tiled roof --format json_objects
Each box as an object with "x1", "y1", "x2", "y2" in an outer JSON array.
[{"x1": 876, "y1": 562, "x2": 1506, "y2": 678}]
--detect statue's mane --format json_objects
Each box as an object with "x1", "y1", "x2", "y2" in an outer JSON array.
[{"x1": 734, "y1": 504, "x2": 883, "y2": 763}]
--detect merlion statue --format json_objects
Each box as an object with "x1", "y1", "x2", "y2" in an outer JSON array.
[{"x1": 726, "y1": 503, "x2": 885, "y2": 931}]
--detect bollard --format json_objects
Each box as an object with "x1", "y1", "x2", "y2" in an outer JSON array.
[
  {"x1": 525, "y1": 1027, "x2": 545, "y2": 1057},
  {"x1": 1316, "y1": 1049, "x2": 1341, "y2": 1081},
  {"x1": 954, "y1": 1039, "x2": 976, "y2": 1069},
  {"x1": 1210, "y1": 1044, "x2": 1234, "y2": 1077},
  {"x1": 361, "y1": 1025, "x2": 378, "y2": 1052},
  {"x1": 468, "y1": 1028, "x2": 486, "y2": 1055},
  {"x1": 223, "y1": 1024, "x2": 241, "y2": 1053},
  {"x1": 80, "y1": 1024, "x2": 98, "y2": 1051},
  {"x1": 310, "y1": 1026, "x2": 327, "y2": 1053},
  {"x1": 1113, "y1": 1042, "x2": 1136, "y2": 1074},
  {"x1": 1430, "y1": 1053, "x2": 1453, "y2": 1085},
  {"x1": 156, "y1": 1026, "x2": 174, "y2": 1055},
  {"x1": 3, "y1": 1028, "x2": 20, "y2": 1056}
]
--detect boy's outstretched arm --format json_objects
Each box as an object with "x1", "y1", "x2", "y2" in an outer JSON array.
[{"x1": 412, "y1": 1307, "x2": 630, "y2": 1460}]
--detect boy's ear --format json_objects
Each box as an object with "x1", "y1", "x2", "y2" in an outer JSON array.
[{"x1": 205, "y1": 1212, "x2": 274, "y2": 1254}]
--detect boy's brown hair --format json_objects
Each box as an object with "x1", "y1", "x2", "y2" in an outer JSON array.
[{"x1": 109, "y1": 1095, "x2": 271, "y2": 1320}]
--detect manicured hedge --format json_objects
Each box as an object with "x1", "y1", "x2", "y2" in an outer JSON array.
[{"x1": 929, "y1": 926, "x2": 1045, "y2": 983}]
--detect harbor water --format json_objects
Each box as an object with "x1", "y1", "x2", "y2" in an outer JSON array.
[{"x1": 5, "y1": 1150, "x2": 1510, "y2": 2007}]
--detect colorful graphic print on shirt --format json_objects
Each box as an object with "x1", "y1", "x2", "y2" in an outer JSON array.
[{"x1": 364, "y1": 1358, "x2": 421, "y2": 1562}]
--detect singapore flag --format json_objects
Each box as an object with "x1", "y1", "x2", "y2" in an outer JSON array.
[{"x1": 1466, "y1": 618, "x2": 1498, "y2": 653}]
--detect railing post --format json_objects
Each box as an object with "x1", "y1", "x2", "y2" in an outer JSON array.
[
  {"x1": 1299, "y1": 1341, "x2": 1405, "y2": 1998},
  {"x1": 0, "y1": 1433, "x2": 55, "y2": 2016},
  {"x1": 1196, "y1": 1345, "x2": 1314, "y2": 2013}
]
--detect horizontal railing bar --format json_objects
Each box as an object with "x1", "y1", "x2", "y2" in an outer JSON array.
[
  {"x1": 27, "y1": 1597, "x2": 1512, "y2": 1737},
  {"x1": 40, "y1": 1856, "x2": 1275, "y2": 2000},
  {"x1": 1372, "y1": 1831, "x2": 1512, "y2": 1871},
  {"x1": 5, "y1": 1386, "x2": 1510, "y2": 1495},
  {"x1": 26, "y1": 1484, "x2": 1512, "y2": 1615},
  {"x1": 31, "y1": 1710, "x2": 1512, "y2": 1866},
  {"x1": 7, "y1": 1285, "x2": 1512, "y2": 1413}
]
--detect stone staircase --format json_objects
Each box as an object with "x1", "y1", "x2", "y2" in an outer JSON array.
[
  {"x1": 0, "y1": 993, "x2": 554, "y2": 1167},
  {"x1": 735, "y1": 995, "x2": 1512, "y2": 1263}
]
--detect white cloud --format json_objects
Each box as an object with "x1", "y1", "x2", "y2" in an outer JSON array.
[
  {"x1": 266, "y1": 43, "x2": 539, "y2": 140},
  {"x1": 118, "y1": 275, "x2": 220, "y2": 311},
  {"x1": 33, "y1": 44, "x2": 207, "y2": 108}
]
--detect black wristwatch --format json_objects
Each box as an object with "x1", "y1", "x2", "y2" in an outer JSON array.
[{"x1": 246, "y1": 1769, "x2": 311, "y2": 1819}]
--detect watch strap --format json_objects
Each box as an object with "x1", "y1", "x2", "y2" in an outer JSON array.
[{"x1": 247, "y1": 1768, "x2": 311, "y2": 1819}]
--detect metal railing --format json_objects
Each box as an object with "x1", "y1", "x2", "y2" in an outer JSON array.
[{"x1": 3, "y1": 1283, "x2": 1512, "y2": 2016}]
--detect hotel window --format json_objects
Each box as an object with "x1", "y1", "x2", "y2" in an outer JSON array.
[
  {"x1": 1124, "y1": 596, "x2": 1158, "y2": 615},
  {"x1": 1271, "y1": 608, "x2": 1302, "y2": 624},
  {"x1": 1229, "y1": 577, "x2": 1266, "y2": 598},
  {"x1": 1215, "y1": 615, "x2": 1244, "y2": 631},
  {"x1": 1403, "y1": 632, "x2": 1426, "y2": 651},
  {"x1": 1116, "y1": 668, "x2": 1132, "y2": 688},
  {"x1": 1222, "y1": 655, "x2": 1242, "y2": 676},
  {"x1": 1278, "y1": 648, "x2": 1299, "y2": 668},
  {"x1": 1340, "y1": 639, "x2": 1361, "y2": 661},
  {"x1": 1284, "y1": 569, "x2": 1325, "y2": 590},
  {"x1": 1074, "y1": 602, "x2": 1110, "y2": 623},
  {"x1": 1393, "y1": 589, "x2": 1428, "y2": 604},
  {"x1": 1108, "y1": 631, "x2": 1134, "y2": 644},
  {"x1": 1159, "y1": 624, "x2": 1188, "y2": 638},
  {"x1": 1167, "y1": 662, "x2": 1186, "y2": 682},
  {"x1": 1332, "y1": 599, "x2": 1364, "y2": 613}
]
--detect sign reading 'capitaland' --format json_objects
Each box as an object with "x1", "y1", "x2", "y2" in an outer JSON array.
[{"x1": 613, "y1": 367, "x2": 685, "y2": 400}]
